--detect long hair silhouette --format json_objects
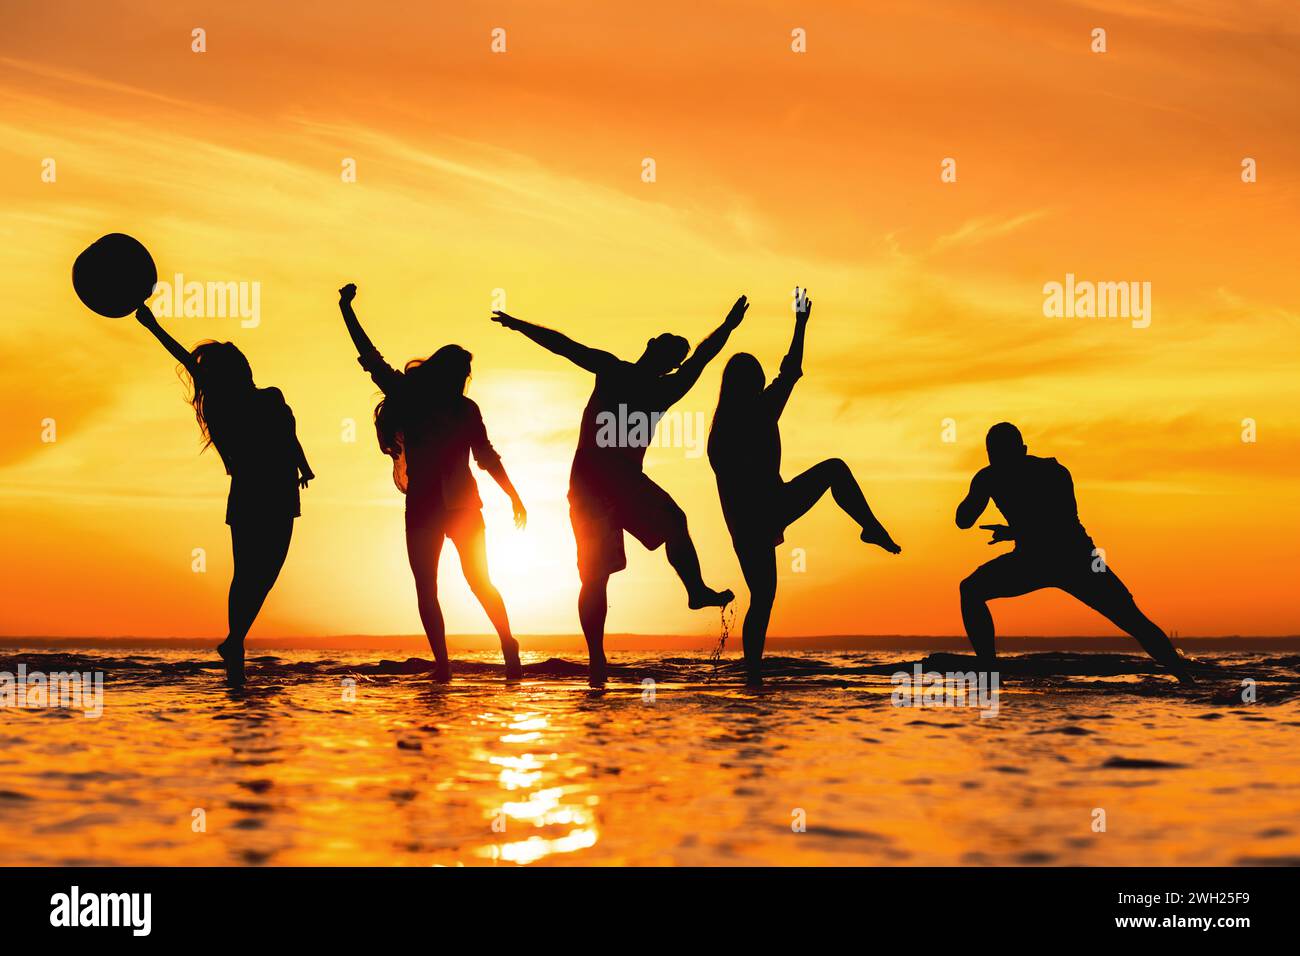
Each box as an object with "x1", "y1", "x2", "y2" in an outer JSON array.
[
  {"x1": 187, "y1": 341, "x2": 254, "y2": 459},
  {"x1": 134, "y1": 308, "x2": 313, "y2": 686},
  {"x1": 338, "y1": 284, "x2": 524, "y2": 681},
  {"x1": 708, "y1": 290, "x2": 899, "y2": 686},
  {"x1": 708, "y1": 351, "x2": 765, "y2": 460},
  {"x1": 374, "y1": 346, "x2": 473, "y2": 492}
]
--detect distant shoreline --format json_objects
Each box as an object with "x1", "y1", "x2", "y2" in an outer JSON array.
[{"x1": 2, "y1": 634, "x2": 1297, "y2": 653}]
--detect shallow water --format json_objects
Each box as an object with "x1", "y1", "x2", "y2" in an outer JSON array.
[{"x1": 1, "y1": 648, "x2": 1298, "y2": 866}]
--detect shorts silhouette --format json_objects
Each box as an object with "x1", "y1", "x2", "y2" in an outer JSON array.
[
  {"x1": 964, "y1": 545, "x2": 1135, "y2": 611},
  {"x1": 568, "y1": 453, "x2": 685, "y2": 581}
]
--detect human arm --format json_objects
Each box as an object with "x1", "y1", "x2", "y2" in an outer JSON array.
[
  {"x1": 978, "y1": 523, "x2": 1014, "y2": 544},
  {"x1": 135, "y1": 304, "x2": 198, "y2": 376},
  {"x1": 295, "y1": 437, "x2": 314, "y2": 489},
  {"x1": 490, "y1": 311, "x2": 617, "y2": 376},
  {"x1": 468, "y1": 405, "x2": 526, "y2": 529},
  {"x1": 660, "y1": 294, "x2": 749, "y2": 405},
  {"x1": 765, "y1": 288, "x2": 810, "y2": 418},
  {"x1": 338, "y1": 283, "x2": 402, "y2": 394},
  {"x1": 270, "y1": 389, "x2": 315, "y2": 489},
  {"x1": 955, "y1": 467, "x2": 993, "y2": 529}
]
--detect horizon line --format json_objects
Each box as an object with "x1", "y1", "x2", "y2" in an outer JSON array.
[{"x1": 3, "y1": 633, "x2": 1298, "y2": 651}]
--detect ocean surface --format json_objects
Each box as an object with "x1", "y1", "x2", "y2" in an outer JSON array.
[{"x1": 1, "y1": 647, "x2": 1298, "y2": 866}]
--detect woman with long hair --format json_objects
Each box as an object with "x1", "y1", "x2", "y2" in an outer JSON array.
[
  {"x1": 135, "y1": 304, "x2": 313, "y2": 684},
  {"x1": 337, "y1": 283, "x2": 524, "y2": 681},
  {"x1": 707, "y1": 289, "x2": 900, "y2": 686}
]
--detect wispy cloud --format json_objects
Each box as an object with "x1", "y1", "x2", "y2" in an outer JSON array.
[{"x1": 929, "y1": 210, "x2": 1050, "y2": 254}]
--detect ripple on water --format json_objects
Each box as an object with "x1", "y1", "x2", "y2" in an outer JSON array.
[
  {"x1": 1101, "y1": 756, "x2": 1187, "y2": 770},
  {"x1": 1030, "y1": 725, "x2": 1094, "y2": 736},
  {"x1": 0, "y1": 648, "x2": 1298, "y2": 866}
]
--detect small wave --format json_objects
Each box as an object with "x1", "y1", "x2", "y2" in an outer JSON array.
[
  {"x1": 1101, "y1": 756, "x2": 1187, "y2": 770},
  {"x1": 2, "y1": 650, "x2": 1298, "y2": 704}
]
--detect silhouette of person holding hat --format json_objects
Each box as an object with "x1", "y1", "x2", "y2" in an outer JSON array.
[{"x1": 135, "y1": 305, "x2": 313, "y2": 684}]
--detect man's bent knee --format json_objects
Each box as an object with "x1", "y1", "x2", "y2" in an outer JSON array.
[
  {"x1": 959, "y1": 574, "x2": 985, "y2": 601},
  {"x1": 661, "y1": 507, "x2": 690, "y2": 544}
]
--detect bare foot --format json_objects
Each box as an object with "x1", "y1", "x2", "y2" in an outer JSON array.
[
  {"x1": 502, "y1": 638, "x2": 523, "y2": 681},
  {"x1": 688, "y1": 587, "x2": 735, "y2": 610},
  {"x1": 432, "y1": 660, "x2": 452, "y2": 683},
  {"x1": 860, "y1": 523, "x2": 901, "y2": 554},
  {"x1": 588, "y1": 657, "x2": 607, "y2": 689},
  {"x1": 216, "y1": 639, "x2": 245, "y2": 685}
]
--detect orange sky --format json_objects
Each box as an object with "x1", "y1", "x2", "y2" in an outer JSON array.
[{"x1": 1, "y1": 0, "x2": 1298, "y2": 642}]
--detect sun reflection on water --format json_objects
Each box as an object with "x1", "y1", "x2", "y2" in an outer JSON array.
[{"x1": 474, "y1": 708, "x2": 600, "y2": 864}]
